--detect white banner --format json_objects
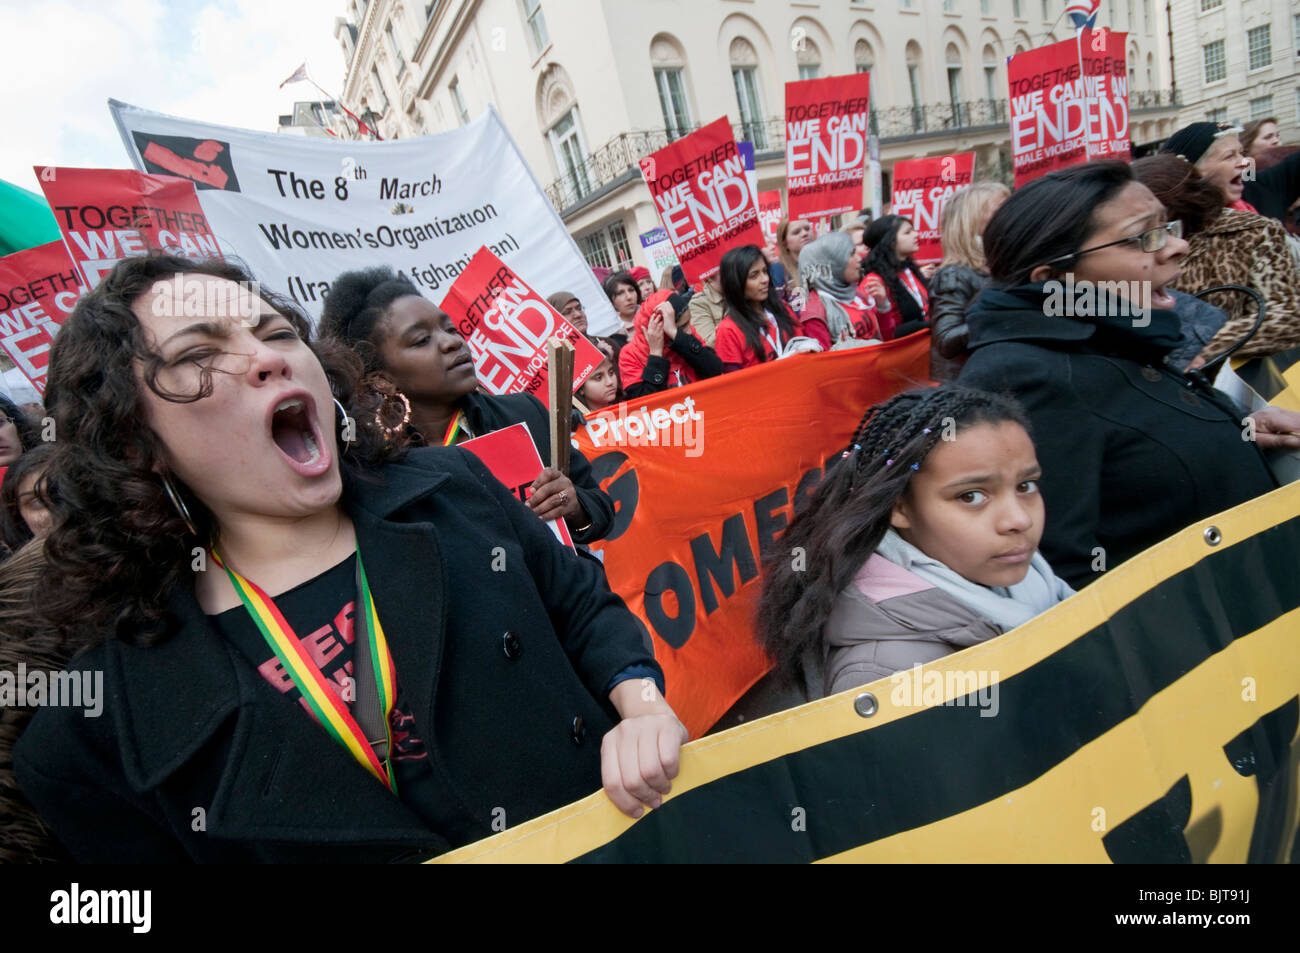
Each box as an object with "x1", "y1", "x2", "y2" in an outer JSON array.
[{"x1": 107, "y1": 100, "x2": 618, "y2": 335}]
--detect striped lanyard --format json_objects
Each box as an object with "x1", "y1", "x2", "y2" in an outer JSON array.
[
  {"x1": 442, "y1": 409, "x2": 468, "y2": 446},
  {"x1": 761, "y1": 311, "x2": 783, "y2": 357},
  {"x1": 211, "y1": 548, "x2": 398, "y2": 793}
]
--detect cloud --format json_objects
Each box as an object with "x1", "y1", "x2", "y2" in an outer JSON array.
[{"x1": 0, "y1": 0, "x2": 348, "y2": 190}]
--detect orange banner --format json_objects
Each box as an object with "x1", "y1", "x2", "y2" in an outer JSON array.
[{"x1": 574, "y1": 336, "x2": 932, "y2": 736}]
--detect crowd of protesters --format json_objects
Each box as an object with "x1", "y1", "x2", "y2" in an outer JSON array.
[{"x1": 1, "y1": 120, "x2": 1299, "y2": 863}]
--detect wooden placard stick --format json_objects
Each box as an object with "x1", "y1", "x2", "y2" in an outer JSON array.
[{"x1": 547, "y1": 337, "x2": 575, "y2": 476}]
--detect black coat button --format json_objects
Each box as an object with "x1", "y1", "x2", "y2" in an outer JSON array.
[
  {"x1": 570, "y1": 715, "x2": 586, "y2": 745},
  {"x1": 501, "y1": 631, "x2": 522, "y2": 660}
]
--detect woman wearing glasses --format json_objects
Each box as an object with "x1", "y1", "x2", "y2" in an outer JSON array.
[
  {"x1": 957, "y1": 161, "x2": 1299, "y2": 588},
  {"x1": 1131, "y1": 154, "x2": 1300, "y2": 365}
]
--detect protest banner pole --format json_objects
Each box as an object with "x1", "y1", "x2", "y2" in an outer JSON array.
[{"x1": 547, "y1": 337, "x2": 574, "y2": 475}]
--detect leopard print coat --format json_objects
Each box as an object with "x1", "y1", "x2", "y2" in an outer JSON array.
[{"x1": 1171, "y1": 208, "x2": 1300, "y2": 362}]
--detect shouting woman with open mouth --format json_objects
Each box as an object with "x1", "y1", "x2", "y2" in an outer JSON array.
[{"x1": 14, "y1": 255, "x2": 685, "y2": 863}]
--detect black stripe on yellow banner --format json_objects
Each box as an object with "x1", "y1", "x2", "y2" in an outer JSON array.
[{"x1": 573, "y1": 516, "x2": 1300, "y2": 863}]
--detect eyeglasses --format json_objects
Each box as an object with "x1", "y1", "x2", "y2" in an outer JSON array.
[{"x1": 1046, "y1": 220, "x2": 1183, "y2": 266}]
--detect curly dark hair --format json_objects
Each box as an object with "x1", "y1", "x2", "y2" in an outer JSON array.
[
  {"x1": 317, "y1": 266, "x2": 425, "y2": 374},
  {"x1": 756, "y1": 385, "x2": 1031, "y2": 689},
  {"x1": 861, "y1": 215, "x2": 929, "y2": 327},
  {"x1": 37, "y1": 254, "x2": 402, "y2": 649}
]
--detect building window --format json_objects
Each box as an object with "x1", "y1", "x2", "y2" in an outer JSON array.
[
  {"x1": 900, "y1": 0, "x2": 914, "y2": 9},
  {"x1": 1202, "y1": 40, "x2": 1226, "y2": 84},
  {"x1": 1013, "y1": 0, "x2": 1022, "y2": 16},
  {"x1": 1206, "y1": 106, "x2": 1227, "y2": 122},
  {"x1": 1144, "y1": 0, "x2": 1151, "y2": 33},
  {"x1": 521, "y1": 0, "x2": 550, "y2": 56},
  {"x1": 908, "y1": 65, "x2": 924, "y2": 132},
  {"x1": 607, "y1": 221, "x2": 632, "y2": 266},
  {"x1": 577, "y1": 222, "x2": 634, "y2": 271},
  {"x1": 1249, "y1": 95, "x2": 1273, "y2": 119},
  {"x1": 449, "y1": 78, "x2": 470, "y2": 125},
  {"x1": 655, "y1": 68, "x2": 692, "y2": 140},
  {"x1": 796, "y1": 37, "x2": 821, "y2": 80},
  {"x1": 1247, "y1": 25, "x2": 1271, "y2": 70},
  {"x1": 1041, "y1": 0, "x2": 1049, "y2": 21},
  {"x1": 855, "y1": 39, "x2": 879, "y2": 136},
  {"x1": 943, "y1": 0, "x2": 955, "y2": 12},
  {"x1": 946, "y1": 44, "x2": 965, "y2": 126},
  {"x1": 386, "y1": 23, "x2": 405, "y2": 76},
  {"x1": 577, "y1": 233, "x2": 611, "y2": 269},
  {"x1": 1295, "y1": 14, "x2": 1300, "y2": 58},
  {"x1": 733, "y1": 67, "x2": 767, "y2": 148},
  {"x1": 981, "y1": 0, "x2": 991, "y2": 15},
  {"x1": 370, "y1": 67, "x2": 389, "y2": 114},
  {"x1": 1199, "y1": 0, "x2": 1221, "y2": 10},
  {"x1": 549, "y1": 108, "x2": 590, "y2": 201}
]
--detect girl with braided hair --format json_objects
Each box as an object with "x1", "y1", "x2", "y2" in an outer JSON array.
[{"x1": 758, "y1": 386, "x2": 1074, "y2": 698}]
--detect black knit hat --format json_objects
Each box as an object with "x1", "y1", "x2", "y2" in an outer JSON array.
[{"x1": 1159, "y1": 121, "x2": 1240, "y2": 164}]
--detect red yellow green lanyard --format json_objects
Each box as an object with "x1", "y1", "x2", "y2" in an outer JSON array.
[
  {"x1": 211, "y1": 548, "x2": 398, "y2": 793},
  {"x1": 442, "y1": 409, "x2": 467, "y2": 446}
]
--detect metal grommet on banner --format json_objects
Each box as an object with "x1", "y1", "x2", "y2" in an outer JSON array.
[
  {"x1": 853, "y1": 692, "x2": 878, "y2": 718},
  {"x1": 1204, "y1": 526, "x2": 1222, "y2": 546}
]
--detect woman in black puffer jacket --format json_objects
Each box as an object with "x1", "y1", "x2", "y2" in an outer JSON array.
[{"x1": 928, "y1": 182, "x2": 1008, "y2": 382}]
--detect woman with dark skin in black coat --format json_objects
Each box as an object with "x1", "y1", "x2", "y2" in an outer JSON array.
[
  {"x1": 319, "y1": 268, "x2": 616, "y2": 545},
  {"x1": 958, "y1": 161, "x2": 1300, "y2": 588}
]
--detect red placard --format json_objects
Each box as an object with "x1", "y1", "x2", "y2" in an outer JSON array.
[
  {"x1": 784, "y1": 74, "x2": 872, "y2": 222},
  {"x1": 440, "y1": 246, "x2": 604, "y2": 405},
  {"x1": 1007, "y1": 30, "x2": 1129, "y2": 187},
  {"x1": 890, "y1": 153, "x2": 975, "y2": 267},
  {"x1": 458, "y1": 421, "x2": 576, "y2": 551},
  {"x1": 757, "y1": 190, "x2": 784, "y2": 246},
  {"x1": 35, "y1": 167, "x2": 223, "y2": 288},
  {"x1": 1083, "y1": 29, "x2": 1131, "y2": 163},
  {"x1": 0, "y1": 241, "x2": 85, "y2": 395},
  {"x1": 638, "y1": 117, "x2": 764, "y2": 285}
]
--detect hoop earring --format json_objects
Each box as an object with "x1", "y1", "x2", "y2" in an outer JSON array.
[
  {"x1": 333, "y1": 397, "x2": 354, "y2": 451},
  {"x1": 376, "y1": 390, "x2": 412, "y2": 441},
  {"x1": 160, "y1": 472, "x2": 198, "y2": 537}
]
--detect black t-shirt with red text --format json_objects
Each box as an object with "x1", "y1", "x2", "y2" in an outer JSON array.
[{"x1": 209, "y1": 553, "x2": 441, "y2": 827}]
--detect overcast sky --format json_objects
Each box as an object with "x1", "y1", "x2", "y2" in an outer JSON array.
[{"x1": 0, "y1": 0, "x2": 348, "y2": 191}]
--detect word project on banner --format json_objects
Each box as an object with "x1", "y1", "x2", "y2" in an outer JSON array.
[
  {"x1": 36, "y1": 167, "x2": 223, "y2": 288},
  {"x1": 440, "y1": 247, "x2": 604, "y2": 406},
  {"x1": 1007, "y1": 30, "x2": 1130, "y2": 186},
  {"x1": 458, "y1": 422, "x2": 576, "y2": 551},
  {"x1": 784, "y1": 73, "x2": 872, "y2": 222},
  {"x1": 0, "y1": 241, "x2": 85, "y2": 395},
  {"x1": 574, "y1": 336, "x2": 933, "y2": 736},
  {"x1": 890, "y1": 153, "x2": 975, "y2": 267},
  {"x1": 107, "y1": 100, "x2": 620, "y2": 335},
  {"x1": 639, "y1": 117, "x2": 763, "y2": 285}
]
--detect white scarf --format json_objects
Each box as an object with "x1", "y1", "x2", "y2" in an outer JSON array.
[{"x1": 875, "y1": 529, "x2": 1075, "y2": 632}]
